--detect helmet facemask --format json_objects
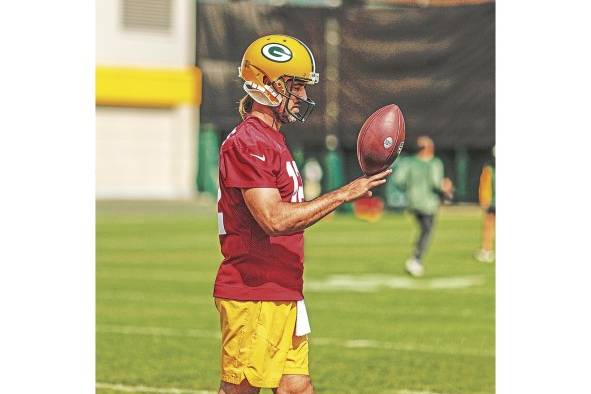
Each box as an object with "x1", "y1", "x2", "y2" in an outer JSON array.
[{"x1": 272, "y1": 77, "x2": 316, "y2": 124}]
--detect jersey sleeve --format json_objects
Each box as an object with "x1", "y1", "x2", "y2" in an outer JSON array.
[{"x1": 220, "y1": 144, "x2": 278, "y2": 189}]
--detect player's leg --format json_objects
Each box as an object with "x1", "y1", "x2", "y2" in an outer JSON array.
[
  {"x1": 414, "y1": 213, "x2": 434, "y2": 261},
  {"x1": 407, "y1": 212, "x2": 433, "y2": 276},
  {"x1": 215, "y1": 299, "x2": 265, "y2": 391},
  {"x1": 275, "y1": 334, "x2": 313, "y2": 394},
  {"x1": 273, "y1": 375, "x2": 314, "y2": 394},
  {"x1": 410, "y1": 211, "x2": 422, "y2": 259},
  {"x1": 475, "y1": 208, "x2": 495, "y2": 262},
  {"x1": 219, "y1": 380, "x2": 260, "y2": 394},
  {"x1": 483, "y1": 210, "x2": 495, "y2": 252}
]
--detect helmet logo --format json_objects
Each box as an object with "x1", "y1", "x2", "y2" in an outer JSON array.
[{"x1": 261, "y1": 43, "x2": 292, "y2": 63}]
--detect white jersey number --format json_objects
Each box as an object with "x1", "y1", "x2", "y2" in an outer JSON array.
[
  {"x1": 286, "y1": 161, "x2": 304, "y2": 203},
  {"x1": 217, "y1": 187, "x2": 226, "y2": 235}
]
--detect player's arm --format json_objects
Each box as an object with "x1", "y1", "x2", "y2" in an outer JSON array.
[{"x1": 242, "y1": 169, "x2": 392, "y2": 236}]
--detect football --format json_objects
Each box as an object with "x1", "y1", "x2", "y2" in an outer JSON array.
[{"x1": 356, "y1": 104, "x2": 406, "y2": 176}]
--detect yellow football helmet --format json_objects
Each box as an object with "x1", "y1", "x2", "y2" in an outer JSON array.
[{"x1": 238, "y1": 34, "x2": 319, "y2": 122}]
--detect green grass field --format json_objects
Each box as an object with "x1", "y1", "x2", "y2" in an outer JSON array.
[{"x1": 96, "y1": 200, "x2": 494, "y2": 394}]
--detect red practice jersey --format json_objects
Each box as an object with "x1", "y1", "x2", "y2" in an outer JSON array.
[{"x1": 213, "y1": 116, "x2": 305, "y2": 301}]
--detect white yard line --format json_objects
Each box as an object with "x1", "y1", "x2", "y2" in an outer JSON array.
[
  {"x1": 97, "y1": 325, "x2": 492, "y2": 357},
  {"x1": 305, "y1": 275, "x2": 485, "y2": 292},
  {"x1": 96, "y1": 382, "x2": 214, "y2": 394},
  {"x1": 311, "y1": 303, "x2": 492, "y2": 319},
  {"x1": 312, "y1": 337, "x2": 492, "y2": 357}
]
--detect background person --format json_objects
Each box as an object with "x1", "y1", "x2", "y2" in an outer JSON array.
[
  {"x1": 393, "y1": 136, "x2": 453, "y2": 277},
  {"x1": 475, "y1": 146, "x2": 496, "y2": 263}
]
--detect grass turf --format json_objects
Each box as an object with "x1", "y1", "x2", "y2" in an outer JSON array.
[{"x1": 96, "y1": 200, "x2": 494, "y2": 394}]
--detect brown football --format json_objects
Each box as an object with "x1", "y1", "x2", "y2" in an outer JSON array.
[{"x1": 356, "y1": 104, "x2": 406, "y2": 176}]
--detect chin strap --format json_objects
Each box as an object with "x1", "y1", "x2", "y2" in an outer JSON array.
[{"x1": 243, "y1": 81, "x2": 281, "y2": 107}]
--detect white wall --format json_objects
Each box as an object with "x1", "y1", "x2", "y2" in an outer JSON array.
[
  {"x1": 96, "y1": 0, "x2": 195, "y2": 67},
  {"x1": 96, "y1": 106, "x2": 196, "y2": 199}
]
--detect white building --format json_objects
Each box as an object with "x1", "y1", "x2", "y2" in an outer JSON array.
[{"x1": 96, "y1": 0, "x2": 200, "y2": 199}]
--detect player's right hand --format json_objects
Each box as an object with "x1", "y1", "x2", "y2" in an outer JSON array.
[{"x1": 340, "y1": 168, "x2": 392, "y2": 203}]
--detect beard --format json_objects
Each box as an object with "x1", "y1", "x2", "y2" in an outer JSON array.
[
  {"x1": 274, "y1": 104, "x2": 299, "y2": 124},
  {"x1": 286, "y1": 112, "x2": 298, "y2": 123}
]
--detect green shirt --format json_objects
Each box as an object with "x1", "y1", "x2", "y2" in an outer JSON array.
[{"x1": 393, "y1": 155, "x2": 444, "y2": 215}]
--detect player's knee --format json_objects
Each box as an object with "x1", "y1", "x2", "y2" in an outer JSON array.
[
  {"x1": 275, "y1": 375, "x2": 314, "y2": 394},
  {"x1": 219, "y1": 380, "x2": 260, "y2": 394}
]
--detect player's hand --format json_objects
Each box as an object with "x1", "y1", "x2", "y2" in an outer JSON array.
[
  {"x1": 340, "y1": 169, "x2": 392, "y2": 203},
  {"x1": 442, "y1": 177, "x2": 454, "y2": 199}
]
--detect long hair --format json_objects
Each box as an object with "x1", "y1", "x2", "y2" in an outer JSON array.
[{"x1": 238, "y1": 95, "x2": 254, "y2": 119}]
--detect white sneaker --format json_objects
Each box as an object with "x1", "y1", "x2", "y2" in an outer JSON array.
[
  {"x1": 474, "y1": 249, "x2": 495, "y2": 263},
  {"x1": 405, "y1": 258, "x2": 424, "y2": 277}
]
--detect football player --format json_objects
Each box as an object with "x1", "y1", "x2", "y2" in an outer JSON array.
[
  {"x1": 213, "y1": 34, "x2": 391, "y2": 394},
  {"x1": 475, "y1": 146, "x2": 495, "y2": 263}
]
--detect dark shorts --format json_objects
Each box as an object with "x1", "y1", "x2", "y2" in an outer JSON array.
[{"x1": 486, "y1": 206, "x2": 496, "y2": 215}]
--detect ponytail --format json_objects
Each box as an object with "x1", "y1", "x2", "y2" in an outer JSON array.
[{"x1": 238, "y1": 95, "x2": 254, "y2": 119}]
